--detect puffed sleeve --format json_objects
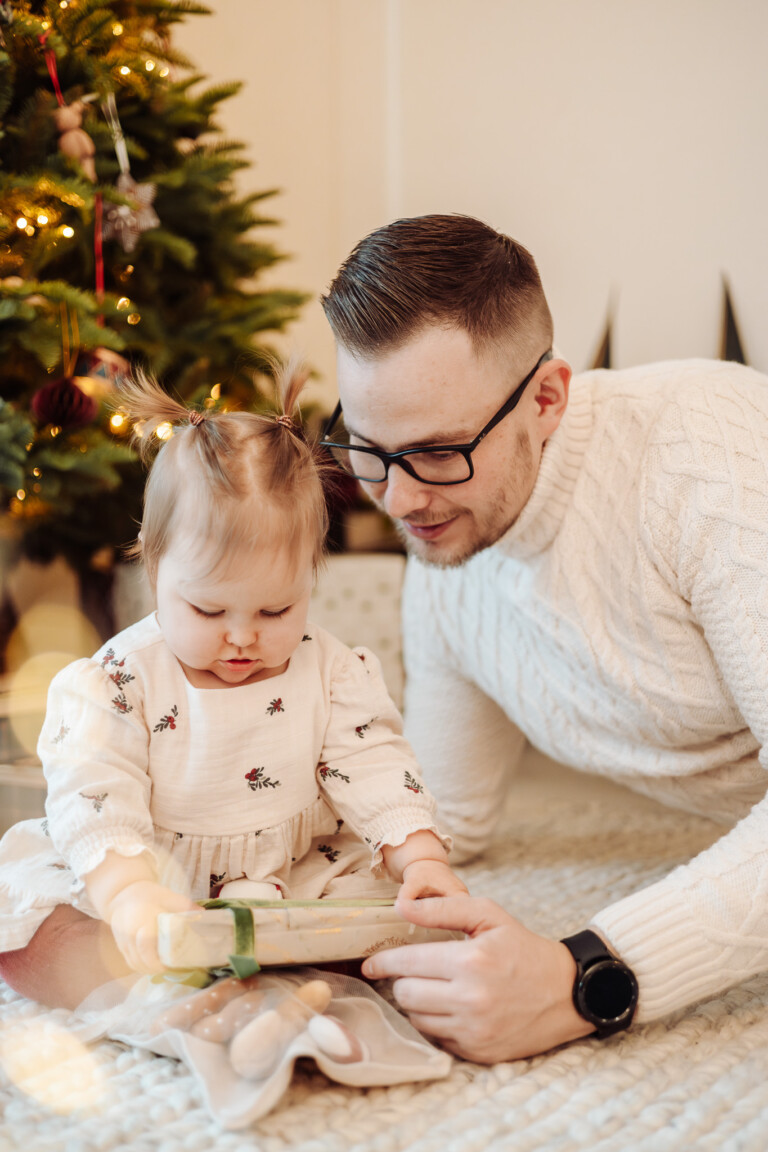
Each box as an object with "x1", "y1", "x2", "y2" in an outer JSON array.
[
  {"x1": 38, "y1": 654, "x2": 156, "y2": 884},
  {"x1": 317, "y1": 645, "x2": 451, "y2": 875}
]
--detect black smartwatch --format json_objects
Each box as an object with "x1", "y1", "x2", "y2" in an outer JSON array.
[{"x1": 560, "y1": 929, "x2": 638, "y2": 1038}]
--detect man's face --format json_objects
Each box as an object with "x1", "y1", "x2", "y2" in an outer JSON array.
[{"x1": 336, "y1": 326, "x2": 565, "y2": 568}]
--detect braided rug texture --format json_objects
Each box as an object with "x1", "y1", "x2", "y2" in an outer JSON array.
[{"x1": 2, "y1": 768, "x2": 768, "y2": 1152}]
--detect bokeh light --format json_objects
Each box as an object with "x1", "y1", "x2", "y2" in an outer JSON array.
[{"x1": 0, "y1": 1016, "x2": 109, "y2": 1114}]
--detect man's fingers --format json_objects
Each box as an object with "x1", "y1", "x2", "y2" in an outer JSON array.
[
  {"x1": 391, "y1": 975, "x2": 454, "y2": 1015},
  {"x1": 399, "y1": 1012, "x2": 457, "y2": 1042},
  {"x1": 395, "y1": 893, "x2": 514, "y2": 936},
  {"x1": 362, "y1": 938, "x2": 465, "y2": 980}
]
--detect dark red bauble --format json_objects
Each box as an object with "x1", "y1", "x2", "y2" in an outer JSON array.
[{"x1": 31, "y1": 376, "x2": 99, "y2": 429}]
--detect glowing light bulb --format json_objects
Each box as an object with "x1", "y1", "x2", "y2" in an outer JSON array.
[
  {"x1": 16, "y1": 489, "x2": 25, "y2": 501},
  {"x1": 37, "y1": 214, "x2": 49, "y2": 225},
  {"x1": 155, "y1": 422, "x2": 173, "y2": 441},
  {"x1": 110, "y1": 413, "x2": 126, "y2": 430},
  {"x1": 127, "y1": 313, "x2": 141, "y2": 325},
  {"x1": 145, "y1": 60, "x2": 155, "y2": 71},
  {"x1": 120, "y1": 66, "x2": 131, "y2": 76},
  {"x1": 62, "y1": 226, "x2": 75, "y2": 238},
  {"x1": 112, "y1": 22, "x2": 123, "y2": 35},
  {"x1": 211, "y1": 384, "x2": 221, "y2": 399},
  {"x1": 116, "y1": 297, "x2": 130, "y2": 310},
  {"x1": 159, "y1": 67, "x2": 169, "y2": 77},
  {"x1": 16, "y1": 217, "x2": 27, "y2": 230}
]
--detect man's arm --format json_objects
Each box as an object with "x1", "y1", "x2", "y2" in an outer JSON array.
[{"x1": 401, "y1": 559, "x2": 526, "y2": 862}]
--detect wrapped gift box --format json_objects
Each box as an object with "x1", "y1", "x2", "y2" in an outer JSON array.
[{"x1": 158, "y1": 898, "x2": 459, "y2": 970}]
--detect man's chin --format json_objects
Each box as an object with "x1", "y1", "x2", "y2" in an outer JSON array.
[{"x1": 394, "y1": 520, "x2": 479, "y2": 569}]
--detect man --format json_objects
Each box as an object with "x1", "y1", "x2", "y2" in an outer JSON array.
[{"x1": 319, "y1": 213, "x2": 768, "y2": 1063}]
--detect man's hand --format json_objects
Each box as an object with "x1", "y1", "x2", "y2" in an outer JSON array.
[
  {"x1": 399, "y1": 859, "x2": 469, "y2": 900},
  {"x1": 361, "y1": 895, "x2": 594, "y2": 1063},
  {"x1": 106, "y1": 881, "x2": 198, "y2": 974}
]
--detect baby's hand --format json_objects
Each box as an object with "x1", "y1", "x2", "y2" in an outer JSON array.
[
  {"x1": 107, "y1": 881, "x2": 197, "y2": 974},
  {"x1": 399, "y1": 860, "x2": 469, "y2": 901}
]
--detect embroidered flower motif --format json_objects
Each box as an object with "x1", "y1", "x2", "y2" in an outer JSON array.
[
  {"x1": 245, "y1": 766, "x2": 281, "y2": 791},
  {"x1": 81, "y1": 791, "x2": 108, "y2": 813},
  {"x1": 210, "y1": 872, "x2": 227, "y2": 895},
  {"x1": 174, "y1": 832, "x2": 183, "y2": 841},
  {"x1": 318, "y1": 762, "x2": 350, "y2": 784},
  {"x1": 302, "y1": 634, "x2": 312, "y2": 642},
  {"x1": 266, "y1": 698, "x2": 284, "y2": 716},
  {"x1": 153, "y1": 705, "x2": 179, "y2": 733},
  {"x1": 48, "y1": 861, "x2": 71, "y2": 871},
  {"x1": 41, "y1": 818, "x2": 49, "y2": 836},
  {"x1": 52, "y1": 724, "x2": 70, "y2": 745},
  {"x1": 100, "y1": 648, "x2": 116, "y2": 669},
  {"x1": 111, "y1": 692, "x2": 132, "y2": 715},
  {"x1": 318, "y1": 844, "x2": 340, "y2": 864},
  {"x1": 335, "y1": 818, "x2": 344, "y2": 833},
  {"x1": 109, "y1": 669, "x2": 135, "y2": 690},
  {"x1": 355, "y1": 717, "x2": 376, "y2": 739},
  {"x1": 404, "y1": 770, "x2": 424, "y2": 794}
]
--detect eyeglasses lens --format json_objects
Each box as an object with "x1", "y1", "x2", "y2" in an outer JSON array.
[{"x1": 328, "y1": 444, "x2": 470, "y2": 484}]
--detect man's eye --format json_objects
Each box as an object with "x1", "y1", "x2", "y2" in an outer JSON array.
[
  {"x1": 418, "y1": 450, "x2": 460, "y2": 463},
  {"x1": 191, "y1": 605, "x2": 223, "y2": 618}
]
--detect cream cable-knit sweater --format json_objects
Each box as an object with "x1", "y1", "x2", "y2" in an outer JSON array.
[{"x1": 402, "y1": 358, "x2": 768, "y2": 1023}]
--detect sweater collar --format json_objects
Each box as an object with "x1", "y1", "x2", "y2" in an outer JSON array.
[{"x1": 494, "y1": 372, "x2": 593, "y2": 558}]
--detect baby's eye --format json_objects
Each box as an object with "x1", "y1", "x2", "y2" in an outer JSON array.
[
  {"x1": 261, "y1": 606, "x2": 291, "y2": 619},
  {"x1": 191, "y1": 604, "x2": 223, "y2": 618}
]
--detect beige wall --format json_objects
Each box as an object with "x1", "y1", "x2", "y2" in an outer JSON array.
[{"x1": 175, "y1": 0, "x2": 768, "y2": 408}]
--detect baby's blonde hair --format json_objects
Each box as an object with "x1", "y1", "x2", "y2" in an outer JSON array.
[{"x1": 119, "y1": 364, "x2": 329, "y2": 585}]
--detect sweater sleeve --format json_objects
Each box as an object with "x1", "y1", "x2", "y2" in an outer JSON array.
[
  {"x1": 39, "y1": 654, "x2": 156, "y2": 884},
  {"x1": 317, "y1": 644, "x2": 449, "y2": 875},
  {"x1": 592, "y1": 374, "x2": 768, "y2": 1021},
  {"x1": 402, "y1": 558, "x2": 527, "y2": 863}
]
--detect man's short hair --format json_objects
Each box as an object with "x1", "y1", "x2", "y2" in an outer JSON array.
[{"x1": 322, "y1": 213, "x2": 553, "y2": 362}]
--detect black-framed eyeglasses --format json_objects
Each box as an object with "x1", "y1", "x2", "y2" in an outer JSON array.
[{"x1": 320, "y1": 348, "x2": 553, "y2": 486}]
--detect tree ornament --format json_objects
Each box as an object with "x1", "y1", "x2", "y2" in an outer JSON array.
[
  {"x1": 73, "y1": 348, "x2": 131, "y2": 397},
  {"x1": 102, "y1": 173, "x2": 160, "y2": 253},
  {"x1": 31, "y1": 376, "x2": 98, "y2": 429},
  {"x1": 53, "y1": 101, "x2": 97, "y2": 182}
]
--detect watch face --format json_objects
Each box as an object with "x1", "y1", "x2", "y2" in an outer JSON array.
[{"x1": 578, "y1": 959, "x2": 638, "y2": 1026}]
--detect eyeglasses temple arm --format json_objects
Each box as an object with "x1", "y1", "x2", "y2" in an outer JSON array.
[{"x1": 321, "y1": 400, "x2": 343, "y2": 439}]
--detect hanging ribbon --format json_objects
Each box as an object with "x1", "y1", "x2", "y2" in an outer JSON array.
[
  {"x1": 102, "y1": 92, "x2": 130, "y2": 175},
  {"x1": 60, "y1": 302, "x2": 79, "y2": 376},
  {"x1": 38, "y1": 30, "x2": 65, "y2": 106},
  {"x1": 38, "y1": 29, "x2": 105, "y2": 318}
]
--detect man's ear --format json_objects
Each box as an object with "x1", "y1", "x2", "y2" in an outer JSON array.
[{"x1": 533, "y1": 359, "x2": 570, "y2": 436}]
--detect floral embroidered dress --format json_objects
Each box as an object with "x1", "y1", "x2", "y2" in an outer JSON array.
[{"x1": 0, "y1": 615, "x2": 447, "y2": 953}]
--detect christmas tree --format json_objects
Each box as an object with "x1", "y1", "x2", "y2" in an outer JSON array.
[{"x1": 0, "y1": 0, "x2": 306, "y2": 584}]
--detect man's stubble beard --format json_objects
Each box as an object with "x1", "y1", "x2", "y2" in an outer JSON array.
[{"x1": 380, "y1": 430, "x2": 536, "y2": 570}]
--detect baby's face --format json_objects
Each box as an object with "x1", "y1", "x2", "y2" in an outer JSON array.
[{"x1": 155, "y1": 541, "x2": 314, "y2": 689}]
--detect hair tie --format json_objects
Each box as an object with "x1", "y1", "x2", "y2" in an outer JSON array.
[
  {"x1": 275, "y1": 414, "x2": 294, "y2": 430},
  {"x1": 189, "y1": 411, "x2": 205, "y2": 427}
]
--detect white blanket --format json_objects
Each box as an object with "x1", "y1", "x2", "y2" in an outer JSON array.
[{"x1": 2, "y1": 756, "x2": 767, "y2": 1151}]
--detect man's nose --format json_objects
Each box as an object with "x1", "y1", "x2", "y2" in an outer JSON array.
[{"x1": 375, "y1": 463, "x2": 433, "y2": 520}]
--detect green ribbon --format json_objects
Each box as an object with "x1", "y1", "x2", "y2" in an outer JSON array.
[{"x1": 226, "y1": 904, "x2": 260, "y2": 979}]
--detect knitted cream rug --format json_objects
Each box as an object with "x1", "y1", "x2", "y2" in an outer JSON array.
[{"x1": 2, "y1": 756, "x2": 768, "y2": 1152}]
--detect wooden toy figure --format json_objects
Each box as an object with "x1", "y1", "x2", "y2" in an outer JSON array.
[{"x1": 54, "y1": 101, "x2": 96, "y2": 182}]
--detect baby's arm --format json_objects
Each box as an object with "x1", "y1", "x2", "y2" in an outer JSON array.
[
  {"x1": 381, "y1": 830, "x2": 469, "y2": 899},
  {"x1": 86, "y1": 851, "x2": 197, "y2": 973}
]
